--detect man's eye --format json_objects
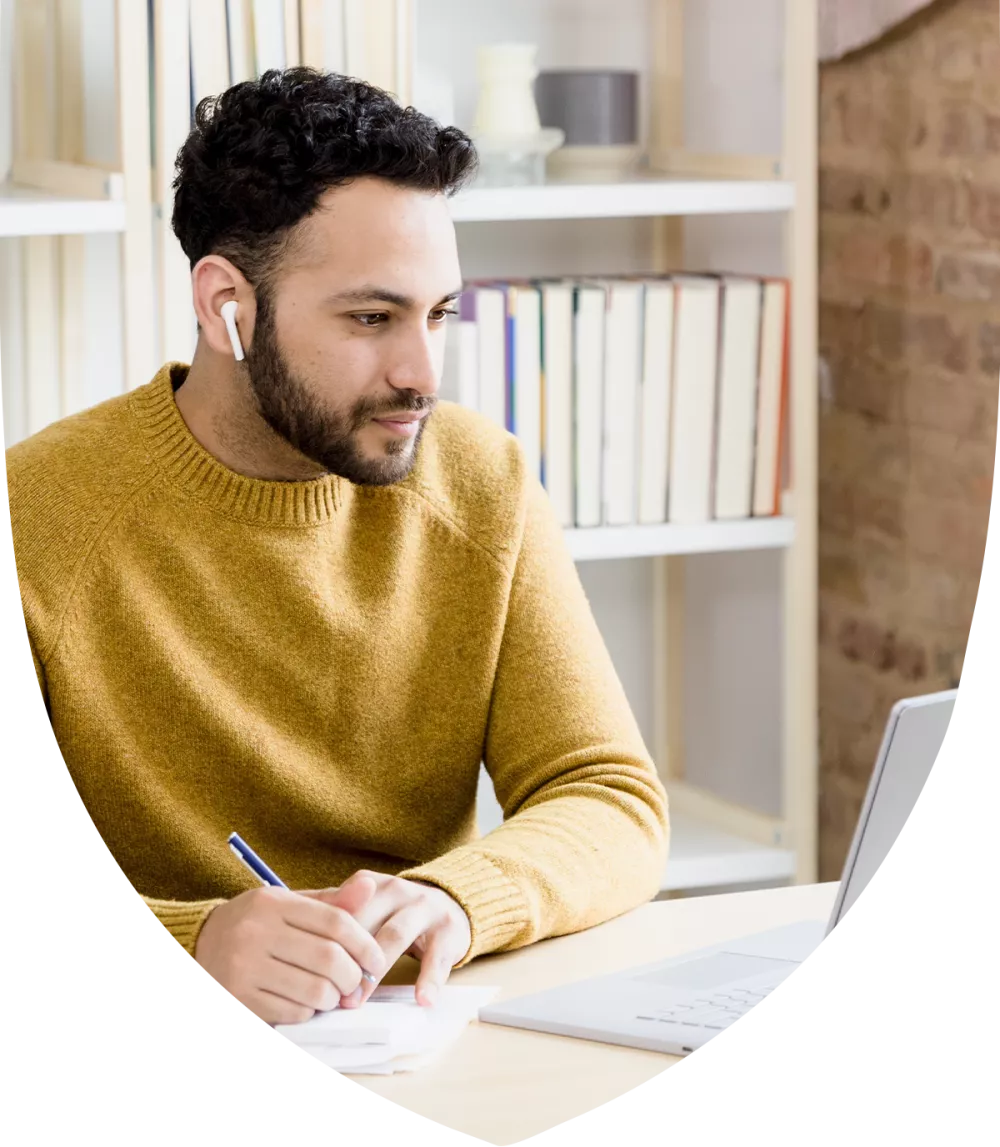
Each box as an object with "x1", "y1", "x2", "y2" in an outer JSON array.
[
  {"x1": 431, "y1": 308, "x2": 459, "y2": 322},
  {"x1": 354, "y1": 313, "x2": 389, "y2": 327}
]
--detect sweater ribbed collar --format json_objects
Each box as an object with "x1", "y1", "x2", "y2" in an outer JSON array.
[{"x1": 131, "y1": 362, "x2": 347, "y2": 527}]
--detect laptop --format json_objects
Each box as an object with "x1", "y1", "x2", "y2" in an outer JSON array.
[{"x1": 479, "y1": 689, "x2": 955, "y2": 1055}]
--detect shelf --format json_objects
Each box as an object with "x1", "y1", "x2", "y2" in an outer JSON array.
[
  {"x1": 662, "y1": 810, "x2": 797, "y2": 892},
  {"x1": 449, "y1": 175, "x2": 796, "y2": 223},
  {"x1": 478, "y1": 768, "x2": 793, "y2": 894},
  {"x1": 565, "y1": 517, "x2": 795, "y2": 562},
  {"x1": 0, "y1": 183, "x2": 127, "y2": 237}
]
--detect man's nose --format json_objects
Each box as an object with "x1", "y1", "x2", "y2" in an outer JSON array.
[{"x1": 388, "y1": 329, "x2": 442, "y2": 400}]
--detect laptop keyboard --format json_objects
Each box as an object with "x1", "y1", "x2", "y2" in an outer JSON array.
[{"x1": 636, "y1": 985, "x2": 775, "y2": 1031}]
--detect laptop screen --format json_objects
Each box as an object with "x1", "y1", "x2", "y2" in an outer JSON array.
[{"x1": 829, "y1": 690, "x2": 955, "y2": 931}]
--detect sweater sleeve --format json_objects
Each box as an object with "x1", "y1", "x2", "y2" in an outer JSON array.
[
  {"x1": 399, "y1": 474, "x2": 670, "y2": 964},
  {"x1": 144, "y1": 897, "x2": 228, "y2": 954}
]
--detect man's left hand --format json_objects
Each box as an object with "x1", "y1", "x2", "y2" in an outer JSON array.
[{"x1": 301, "y1": 871, "x2": 471, "y2": 1008}]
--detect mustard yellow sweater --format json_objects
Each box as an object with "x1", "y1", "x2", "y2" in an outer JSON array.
[{"x1": 6, "y1": 362, "x2": 669, "y2": 965}]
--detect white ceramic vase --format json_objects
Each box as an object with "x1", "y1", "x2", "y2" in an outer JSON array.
[{"x1": 473, "y1": 43, "x2": 542, "y2": 138}]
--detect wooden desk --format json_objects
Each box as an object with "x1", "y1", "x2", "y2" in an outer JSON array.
[{"x1": 352, "y1": 882, "x2": 838, "y2": 1144}]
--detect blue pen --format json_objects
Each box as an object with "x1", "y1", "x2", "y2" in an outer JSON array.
[{"x1": 227, "y1": 831, "x2": 377, "y2": 985}]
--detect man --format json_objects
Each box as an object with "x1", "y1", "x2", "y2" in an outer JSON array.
[{"x1": 6, "y1": 69, "x2": 669, "y2": 1026}]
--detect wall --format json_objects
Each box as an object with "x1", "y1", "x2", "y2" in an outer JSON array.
[{"x1": 817, "y1": 0, "x2": 998, "y2": 879}]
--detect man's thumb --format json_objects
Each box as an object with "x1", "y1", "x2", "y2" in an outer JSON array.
[{"x1": 320, "y1": 874, "x2": 378, "y2": 916}]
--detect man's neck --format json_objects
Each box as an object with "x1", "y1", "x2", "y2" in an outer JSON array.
[{"x1": 175, "y1": 345, "x2": 327, "y2": 482}]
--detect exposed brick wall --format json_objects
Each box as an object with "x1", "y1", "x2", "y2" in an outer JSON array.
[{"x1": 818, "y1": 0, "x2": 998, "y2": 879}]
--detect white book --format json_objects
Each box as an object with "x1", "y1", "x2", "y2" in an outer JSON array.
[
  {"x1": 542, "y1": 282, "x2": 574, "y2": 527},
  {"x1": 226, "y1": 0, "x2": 256, "y2": 83},
  {"x1": 252, "y1": 0, "x2": 286, "y2": 74},
  {"x1": 323, "y1": 0, "x2": 346, "y2": 72},
  {"x1": 511, "y1": 285, "x2": 542, "y2": 482},
  {"x1": 475, "y1": 287, "x2": 507, "y2": 431},
  {"x1": 752, "y1": 279, "x2": 790, "y2": 517},
  {"x1": 601, "y1": 280, "x2": 643, "y2": 525},
  {"x1": 668, "y1": 277, "x2": 721, "y2": 525},
  {"x1": 637, "y1": 280, "x2": 675, "y2": 525},
  {"x1": 573, "y1": 284, "x2": 607, "y2": 528},
  {"x1": 456, "y1": 291, "x2": 479, "y2": 410},
  {"x1": 714, "y1": 278, "x2": 763, "y2": 520},
  {"x1": 191, "y1": 0, "x2": 231, "y2": 101}
]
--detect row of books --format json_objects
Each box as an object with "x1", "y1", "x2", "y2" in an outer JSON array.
[{"x1": 449, "y1": 274, "x2": 790, "y2": 528}]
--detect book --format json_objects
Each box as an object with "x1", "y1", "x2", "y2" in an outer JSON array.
[
  {"x1": 457, "y1": 291, "x2": 479, "y2": 411},
  {"x1": 509, "y1": 283, "x2": 542, "y2": 482},
  {"x1": 541, "y1": 282, "x2": 574, "y2": 527},
  {"x1": 190, "y1": 0, "x2": 231, "y2": 101},
  {"x1": 601, "y1": 280, "x2": 643, "y2": 525},
  {"x1": 252, "y1": 0, "x2": 286, "y2": 73},
  {"x1": 573, "y1": 283, "x2": 607, "y2": 528},
  {"x1": 752, "y1": 279, "x2": 791, "y2": 517},
  {"x1": 226, "y1": 0, "x2": 256, "y2": 83},
  {"x1": 714, "y1": 277, "x2": 763, "y2": 520},
  {"x1": 637, "y1": 279, "x2": 675, "y2": 525},
  {"x1": 475, "y1": 286, "x2": 507, "y2": 431},
  {"x1": 668, "y1": 277, "x2": 721, "y2": 525}
]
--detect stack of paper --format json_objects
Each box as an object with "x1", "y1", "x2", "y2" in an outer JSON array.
[{"x1": 274, "y1": 984, "x2": 500, "y2": 1074}]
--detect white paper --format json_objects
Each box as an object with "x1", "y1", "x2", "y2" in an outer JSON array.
[{"x1": 275, "y1": 984, "x2": 500, "y2": 1074}]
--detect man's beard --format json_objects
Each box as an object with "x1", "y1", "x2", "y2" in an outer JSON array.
[{"x1": 243, "y1": 296, "x2": 435, "y2": 487}]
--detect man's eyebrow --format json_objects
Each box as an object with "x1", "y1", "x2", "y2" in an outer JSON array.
[{"x1": 327, "y1": 286, "x2": 465, "y2": 308}]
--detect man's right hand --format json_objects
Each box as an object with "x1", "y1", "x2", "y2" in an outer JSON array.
[{"x1": 194, "y1": 876, "x2": 387, "y2": 1025}]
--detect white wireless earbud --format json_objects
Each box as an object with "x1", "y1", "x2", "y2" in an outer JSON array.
[{"x1": 220, "y1": 299, "x2": 245, "y2": 361}]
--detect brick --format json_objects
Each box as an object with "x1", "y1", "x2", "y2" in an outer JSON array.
[
  {"x1": 820, "y1": 407, "x2": 911, "y2": 487},
  {"x1": 853, "y1": 484, "x2": 907, "y2": 541},
  {"x1": 829, "y1": 230, "x2": 934, "y2": 292},
  {"x1": 978, "y1": 321, "x2": 1000, "y2": 376},
  {"x1": 818, "y1": 770, "x2": 869, "y2": 878},
  {"x1": 968, "y1": 184, "x2": 1000, "y2": 241},
  {"x1": 822, "y1": 355, "x2": 904, "y2": 423},
  {"x1": 886, "y1": 171, "x2": 967, "y2": 232},
  {"x1": 908, "y1": 426, "x2": 995, "y2": 504},
  {"x1": 904, "y1": 495, "x2": 990, "y2": 568},
  {"x1": 934, "y1": 32, "x2": 980, "y2": 84},
  {"x1": 936, "y1": 249, "x2": 1000, "y2": 301},
  {"x1": 903, "y1": 561, "x2": 980, "y2": 631},
  {"x1": 818, "y1": 644, "x2": 887, "y2": 729},
  {"x1": 818, "y1": 478, "x2": 855, "y2": 541},
  {"x1": 939, "y1": 101, "x2": 987, "y2": 157},
  {"x1": 819, "y1": 551, "x2": 865, "y2": 606},
  {"x1": 826, "y1": 82, "x2": 879, "y2": 150},
  {"x1": 862, "y1": 305, "x2": 967, "y2": 371},
  {"x1": 819, "y1": 299, "x2": 867, "y2": 358},
  {"x1": 874, "y1": 76, "x2": 930, "y2": 156},
  {"x1": 819, "y1": 168, "x2": 890, "y2": 217},
  {"x1": 902, "y1": 370, "x2": 998, "y2": 441}
]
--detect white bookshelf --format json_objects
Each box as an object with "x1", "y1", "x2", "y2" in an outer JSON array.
[
  {"x1": 449, "y1": 175, "x2": 795, "y2": 223},
  {"x1": 565, "y1": 518, "x2": 794, "y2": 562},
  {"x1": 663, "y1": 811, "x2": 796, "y2": 890},
  {"x1": 0, "y1": 182, "x2": 127, "y2": 237},
  {"x1": 454, "y1": 0, "x2": 818, "y2": 896}
]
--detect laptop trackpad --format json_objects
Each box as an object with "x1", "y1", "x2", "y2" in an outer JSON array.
[{"x1": 632, "y1": 952, "x2": 800, "y2": 991}]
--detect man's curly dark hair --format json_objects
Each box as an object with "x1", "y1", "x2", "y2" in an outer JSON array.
[{"x1": 171, "y1": 68, "x2": 477, "y2": 302}]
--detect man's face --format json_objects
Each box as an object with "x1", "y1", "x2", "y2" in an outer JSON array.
[{"x1": 243, "y1": 177, "x2": 463, "y2": 486}]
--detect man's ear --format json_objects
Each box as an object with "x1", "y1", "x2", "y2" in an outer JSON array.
[{"x1": 190, "y1": 254, "x2": 256, "y2": 360}]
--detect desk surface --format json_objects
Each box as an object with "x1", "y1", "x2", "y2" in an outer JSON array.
[{"x1": 352, "y1": 882, "x2": 838, "y2": 1145}]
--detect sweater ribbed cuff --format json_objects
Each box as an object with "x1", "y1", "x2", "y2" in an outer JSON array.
[
  {"x1": 145, "y1": 896, "x2": 228, "y2": 956},
  {"x1": 397, "y1": 849, "x2": 529, "y2": 966}
]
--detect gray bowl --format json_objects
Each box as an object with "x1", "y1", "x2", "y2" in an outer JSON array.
[{"x1": 534, "y1": 70, "x2": 639, "y2": 146}]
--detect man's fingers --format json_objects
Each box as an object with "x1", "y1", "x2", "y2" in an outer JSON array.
[
  {"x1": 413, "y1": 928, "x2": 458, "y2": 1007},
  {"x1": 268, "y1": 930, "x2": 367, "y2": 997},
  {"x1": 262, "y1": 955, "x2": 341, "y2": 1013},
  {"x1": 280, "y1": 895, "x2": 387, "y2": 980},
  {"x1": 338, "y1": 903, "x2": 430, "y2": 1008},
  {"x1": 339, "y1": 874, "x2": 378, "y2": 915}
]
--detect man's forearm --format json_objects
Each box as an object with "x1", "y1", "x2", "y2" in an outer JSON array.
[{"x1": 399, "y1": 760, "x2": 668, "y2": 964}]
